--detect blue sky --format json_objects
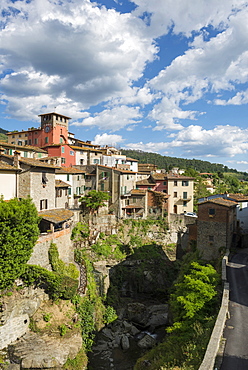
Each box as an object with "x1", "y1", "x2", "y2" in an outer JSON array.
[{"x1": 1, "y1": 0, "x2": 248, "y2": 171}]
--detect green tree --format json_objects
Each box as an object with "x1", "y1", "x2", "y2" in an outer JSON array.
[
  {"x1": 0, "y1": 197, "x2": 40, "y2": 290},
  {"x1": 79, "y1": 190, "x2": 110, "y2": 216},
  {"x1": 170, "y1": 262, "x2": 219, "y2": 324},
  {"x1": 79, "y1": 190, "x2": 110, "y2": 240}
]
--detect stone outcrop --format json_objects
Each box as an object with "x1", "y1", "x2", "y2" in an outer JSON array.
[
  {"x1": 8, "y1": 332, "x2": 82, "y2": 369},
  {"x1": 0, "y1": 287, "x2": 49, "y2": 350}
]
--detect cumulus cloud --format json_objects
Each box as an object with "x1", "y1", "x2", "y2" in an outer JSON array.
[
  {"x1": 125, "y1": 125, "x2": 248, "y2": 158},
  {"x1": 132, "y1": 0, "x2": 245, "y2": 37},
  {"x1": 0, "y1": 0, "x2": 157, "y2": 119},
  {"x1": 93, "y1": 133, "x2": 124, "y2": 146},
  {"x1": 72, "y1": 105, "x2": 142, "y2": 131}
]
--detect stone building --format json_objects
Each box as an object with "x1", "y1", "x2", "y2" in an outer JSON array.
[{"x1": 197, "y1": 198, "x2": 238, "y2": 260}]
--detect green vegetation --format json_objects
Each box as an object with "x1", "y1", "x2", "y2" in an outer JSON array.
[
  {"x1": 48, "y1": 242, "x2": 79, "y2": 280},
  {"x1": 134, "y1": 253, "x2": 220, "y2": 370},
  {"x1": 0, "y1": 197, "x2": 40, "y2": 290},
  {"x1": 21, "y1": 264, "x2": 78, "y2": 300},
  {"x1": 79, "y1": 190, "x2": 110, "y2": 215},
  {"x1": 121, "y1": 149, "x2": 248, "y2": 179}
]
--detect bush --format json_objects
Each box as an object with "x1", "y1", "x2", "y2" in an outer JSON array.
[{"x1": 21, "y1": 265, "x2": 78, "y2": 300}]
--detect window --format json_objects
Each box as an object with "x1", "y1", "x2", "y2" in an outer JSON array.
[
  {"x1": 42, "y1": 172, "x2": 48, "y2": 185},
  {"x1": 101, "y1": 183, "x2": 104, "y2": 191},
  {"x1": 70, "y1": 151, "x2": 74, "y2": 156},
  {"x1": 25, "y1": 134, "x2": 28, "y2": 137},
  {"x1": 77, "y1": 175, "x2": 80, "y2": 180},
  {"x1": 19, "y1": 134, "x2": 22, "y2": 138},
  {"x1": 60, "y1": 137, "x2": 63, "y2": 143},
  {"x1": 9, "y1": 149, "x2": 12, "y2": 155},
  {"x1": 163, "y1": 181, "x2": 167, "y2": 185},
  {"x1": 94, "y1": 159, "x2": 100, "y2": 164},
  {"x1": 12, "y1": 135, "x2": 15, "y2": 138},
  {"x1": 45, "y1": 137, "x2": 48, "y2": 144},
  {"x1": 56, "y1": 189, "x2": 62, "y2": 197},
  {"x1": 183, "y1": 201, "x2": 187, "y2": 207},
  {"x1": 28, "y1": 140, "x2": 32, "y2": 145},
  {"x1": 65, "y1": 189, "x2": 68, "y2": 196},
  {"x1": 61, "y1": 146, "x2": 65, "y2": 153},
  {"x1": 174, "y1": 192, "x2": 177, "y2": 197},
  {"x1": 76, "y1": 187, "x2": 81, "y2": 195},
  {"x1": 183, "y1": 192, "x2": 187, "y2": 199},
  {"x1": 174, "y1": 180, "x2": 178, "y2": 186},
  {"x1": 182, "y1": 180, "x2": 189, "y2": 186},
  {"x1": 209, "y1": 208, "x2": 216, "y2": 216},
  {"x1": 18, "y1": 141, "x2": 22, "y2": 146},
  {"x1": 67, "y1": 174, "x2": 70, "y2": 181},
  {"x1": 25, "y1": 140, "x2": 28, "y2": 145},
  {"x1": 61, "y1": 157, "x2": 66, "y2": 164},
  {"x1": 24, "y1": 151, "x2": 28, "y2": 158},
  {"x1": 68, "y1": 188, "x2": 71, "y2": 195},
  {"x1": 40, "y1": 199, "x2": 48, "y2": 210},
  {"x1": 34, "y1": 138, "x2": 38, "y2": 145}
]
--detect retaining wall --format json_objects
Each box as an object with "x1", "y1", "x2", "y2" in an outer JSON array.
[{"x1": 198, "y1": 252, "x2": 229, "y2": 370}]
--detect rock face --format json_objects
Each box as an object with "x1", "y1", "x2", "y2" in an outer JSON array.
[
  {"x1": 8, "y1": 332, "x2": 82, "y2": 369},
  {"x1": 0, "y1": 287, "x2": 49, "y2": 350},
  {"x1": 0, "y1": 287, "x2": 82, "y2": 370}
]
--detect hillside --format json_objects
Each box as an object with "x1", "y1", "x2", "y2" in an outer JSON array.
[
  {"x1": 121, "y1": 149, "x2": 248, "y2": 180},
  {"x1": 0, "y1": 127, "x2": 8, "y2": 142}
]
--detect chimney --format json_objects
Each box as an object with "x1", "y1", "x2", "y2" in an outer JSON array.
[{"x1": 14, "y1": 150, "x2": 21, "y2": 168}]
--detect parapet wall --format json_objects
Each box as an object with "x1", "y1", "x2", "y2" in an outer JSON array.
[{"x1": 199, "y1": 252, "x2": 229, "y2": 370}]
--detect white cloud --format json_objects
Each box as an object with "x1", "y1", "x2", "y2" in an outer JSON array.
[
  {"x1": 132, "y1": 0, "x2": 245, "y2": 37},
  {"x1": 148, "y1": 96, "x2": 200, "y2": 131},
  {"x1": 72, "y1": 105, "x2": 142, "y2": 131},
  {"x1": 125, "y1": 125, "x2": 248, "y2": 158},
  {"x1": 92, "y1": 133, "x2": 124, "y2": 146},
  {"x1": 0, "y1": 0, "x2": 157, "y2": 119},
  {"x1": 215, "y1": 89, "x2": 248, "y2": 105}
]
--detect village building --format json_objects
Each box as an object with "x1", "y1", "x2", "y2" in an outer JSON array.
[
  {"x1": 197, "y1": 198, "x2": 238, "y2": 260},
  {"x1": 55, "y1": 167, "x2": 86, "y2": 208}
]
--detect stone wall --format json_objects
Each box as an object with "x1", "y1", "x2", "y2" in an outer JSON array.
[
  {"x1": 28, "y1": 228, "x2": 74, "y2": 269},
  {"x1": 197, "y1": 220, "x2": 227, "y2": 260}
]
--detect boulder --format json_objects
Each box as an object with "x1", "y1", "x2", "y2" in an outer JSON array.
[
  {"x1": 137, "y1": 333, "x2": 156, "y2": 349},
  {"x1": 120, "y1": 335, "x2": 130, "y2": 351}
]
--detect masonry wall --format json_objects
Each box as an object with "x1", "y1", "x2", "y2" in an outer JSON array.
[
  {"x1": 28, "y1": 228, "x2": 74, "y2": 269},
  {"x1": 30, "y1": 169, "x2": 55, "y2": 210},
  {"x1": 197, "y1": 220, "x2": 228, "y2": 260}
]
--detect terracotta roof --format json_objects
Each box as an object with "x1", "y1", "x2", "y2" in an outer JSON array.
[
  {"x1": 0, "y1": 161, "x2": 20, "y2": 171},
  {"x1": 70, "y1": 145, "x2": 102, "y2": 153},
  {"x1": 126, "y1": 157, "x2": 138, "y2": 162},
  {"x1": 55, "y1": 167, "x2": 86, "y2": 174},
  {"x1": 166, "y1": 174, "x2": 194, "y2": 180},
  {"x1": 199, "y1": 198, "x2": 238, "y2": 207},
  {"x1": 19, "y1": 157, "x2": 59, "y2": 169},
  {"x1": 151, "y1": 173, "x2": 167, "y2": 180},
  {"x1": 227, "y1": 194, "x2": 248, "y2": 202},
  {"x1": 55, "y1": 179, "x2": 71, "y2": 188},
  {"x1": 136, "y1": 178, "x2": 156, "y2": 186},
  {"x1": 38, "y1": 209, "x2": 74, "y2": 223},
  {"x1": 0, "y1": 141, "x2": 47, "y2": 153},
  {"x1": 149, "y1": 189, "x2": 169, "y2": 198},
  {"x1": 130, "y1": 189, "x2": 146, "y2": 195}
]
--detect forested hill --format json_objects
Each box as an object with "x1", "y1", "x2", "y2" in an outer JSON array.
[
  {"x1": 121, "y1": 149, "x2": 248, "y2": 178},
  {"x1": 0, "y1": 127, "x2": 8, "y2": 142}
]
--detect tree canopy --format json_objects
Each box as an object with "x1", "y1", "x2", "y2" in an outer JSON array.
[
  {"x1": 79, "y1": 190, "x2": 110, "y2": 215},
  {"x1": 0, "y1": 197, "x2": 40, "y2": 290}
]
